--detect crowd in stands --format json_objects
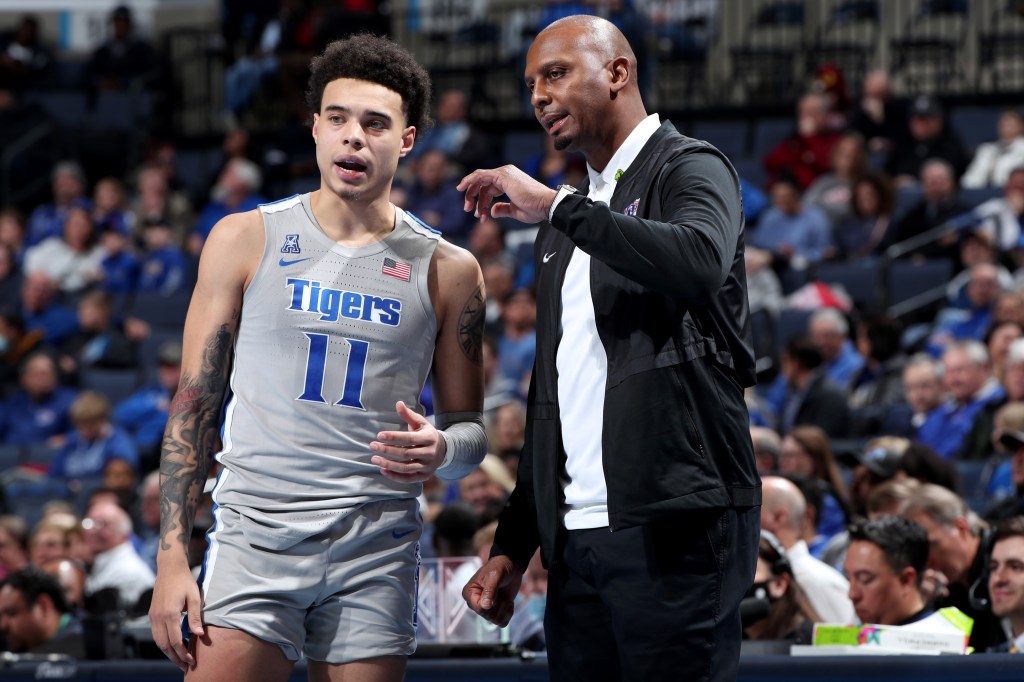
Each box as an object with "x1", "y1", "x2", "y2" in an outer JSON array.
[{"x1": 3, "y1": 0, "x2": 1024, "y2": 664}]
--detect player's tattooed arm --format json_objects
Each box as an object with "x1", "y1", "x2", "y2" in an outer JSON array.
[
  {"x1": 457, "y1": 284, "x2": 485, "y2": 366},
  {"x1": 158, "y1": 315, "x2": 237, "y2": 552}
]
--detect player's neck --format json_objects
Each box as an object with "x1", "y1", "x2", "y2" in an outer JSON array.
[{"x1": 310, "y1": 189, "x2": 395, "y2": 247}]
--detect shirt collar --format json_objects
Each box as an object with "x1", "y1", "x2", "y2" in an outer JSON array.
[{"x1": 586, "y1": 113, "x2": 661, "y2": 191}]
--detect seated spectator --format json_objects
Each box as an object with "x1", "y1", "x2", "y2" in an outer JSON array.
[
  {"x1": 0, "y1": 352, "x2": 77, "y2": 446},
  {"x1": 496, "y1": 288, "x2": 536, "y2": 398},
  {"x1": 86, "y1": 5, "x2": 159, "y2": 91},
  {"x1": 760, "y1": 476, "x2": 856, "y2": 624},
  {"x1": 962, "y1": 110, "x2": 1024, "y2": 189},
  {"x1": 0, "y1": 207, "x2": 27, "y2": 263},
  {"x1": 777, "y1": 336, "x2": 851, "y2": 438},
  {"x1": 833, "y1": 172, "x2": 895, "y2": 260},
  {"x1": 458, "y1": 453, "x2": 514, "y2": 524},
  {"x1": 847, "y1": 69, "x2": 903, "y2": 159},
  {"x1": 135, "y1": 471, "x2": 160, "y2": 572},
  {"x1": 38, "y1": 558, "x2": 87, "y2": 615},
  {"x1": 750, "y1": 425, "x2": 782, "y2": 474},
  {"x1": 23, "y1": 207, "x2": 104, "y2": 294},
  {"x1": 803, "y1": 132, "x2": 867, "y2": 227},
  {"x1": 467, "y1": 216, "x2": 507, "y2": 264},
  {"x1": 481, "y1": 335, "x2": 517, "y2": 414},
  {"x1": 487, "y1": 400, "x2": 526, "y2": 456},
  {"x1": 408, "y1": 89, "x2": 494, "y2": 173},
  {"x1": 28, "y1": 521, "x2": 69, "y2": 568},
  {"x1": 91, "y1": 177, "x2": 134, "y2": 237},
  {"x1": 989, "y1": 320, "x2": 1024, "y2": 384},
  {"x1": 522, "y1": 133, "x2": 586, "y2": 189},
  {"x1": 58, "y1": 290, "x2": 139, "y2": 378},
  {"x1": 81, "y1": 500, "x2": 154, "y2": 612},
  {"x1": 0, "y1": 15, "x2": 51, "y2": 91},
  {"x1": 480, "y1": 255, "x2": 515, "y2": 334},
  {"x1": 97, "y1": 221, "x2": 138, "y2": 294},
  {"x1": 0, "y1": 567, "x2": 84, "y2": 657},
  {"x1": 48, "y1": 391, "x2": 138, "y2": 488},
  {"x1": 26, "y1": 162, "x2": 91, "y2": 247},
  {"x1": 987, "y1": 516, "x2": 1024, "y2": 652},
  {"x1": 928, "y1": 263, "x2": 1004, "y2": 354},
  {"x1": 885, "y1": 158, "x2": 971, "y2": 264},
  {"x1": 918, "y1": 341, "x2": 1003, "y2": 458},
  {"x1": 903, "y1": 484, "x2": 1006, "y2": 651},
  {"x1": 842, "y1": 438, "x2": 911, "y2": 518},
  {"x1": 743, "y1": 530, "x2": 819, "y2": 642},
  {"x1": 189, "y1": 158, "x2": 266, "y2": 256},
  {"x1": 777, "y1": 426, "x2": 849, "y2": 553},
  {"x1": 844, "y1": 516, "x2": 933, "y2": 626},
  {"x1": 129, "y1": 165, "x2": 194, "y2": 248},
  {"x1": 945, "y1": 232, "x2": 1014, "y2": 309},
  {"x1": 114, "y1": 340, "x2": 180, "y2": 466},
  {"x1": 975, "y1": 166, "x2": 1024, "y2": 255},
  {"x1": 402, "y1": 150, "x2": 474, "y2": 245},
  {"x1": 764, "y1": 93, "x2": 841, "y2": 191},
  {"x1": 849, "y1": 315, "x2": 906, "y2": 434},
  {"x1": 137, "y1": 220, "x2": 189, "y2": 295},
  {"x1": 0, "y1": 515, "x2": 29, "y2": 580},
  {"x1": 887, "y1": 96, "x2": 969, "y2": 185},
  {"x1": 18, "y1": 272, "x2": 77, "y2": 346},
  {"x1": 0, "y1": 309, "x2": 42, "y2": 396},
  {"x1": 748, "y1": 178, "x2": 833, "y2": 269}
]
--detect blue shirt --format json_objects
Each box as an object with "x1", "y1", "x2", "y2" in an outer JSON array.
[
  {"x1": 101, "y1": 251, "x2": 140, "y2": 294},
  {"x1": 26, "y1": 198, "x2": 92, "y2": 246},
  {"x1": 113, "y1": 385, "x2": 171, "y2": 452},
  {"x1": 48, "y1": 425, "x2": 138, "y2": 480},
  {"x1": 192, "y1": 196, "x2": 266, "y2": 241},
  {"x1": 137, "y1": 247, "x2": 189, "y2": 295},
  {"x1": 24, "y1": 305, "x2": 79, "y2": 345},
  {"x1": 403, "y1": 183, "x2": 473, "y2": 241},
  {"x1": 497, "y1": 332, "x2": 536, "y2": 398},
  {"x1": 764, "y1": 340, "x2": 864, "y2": 420},
  {"x1": 749, "y1": 204, "x2": 833, "y2": 263},
  {"x1": 917, "y1": 382, "x2": 1005, "y2": 459},
  {"x1": 0, "y1": 387, "x2": 78, "y2": 445}
]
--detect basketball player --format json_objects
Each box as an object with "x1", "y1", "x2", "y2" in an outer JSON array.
[{"x1": 148, "y1": 36, "x2": 487, "y2": 682}]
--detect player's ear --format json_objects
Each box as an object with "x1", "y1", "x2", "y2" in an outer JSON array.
[
  {"x1": 400, "y1": 126, "x2": 416, "y2": 157},
  {"x1": 312, "y1": 113, "x2": 320, "y2": 144}
]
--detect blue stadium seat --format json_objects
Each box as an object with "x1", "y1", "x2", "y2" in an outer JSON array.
[
  {"x1": 128, "y1": 291, "x2": 191, "y2": 331},
  {"x1": 949, "y1": 107, "x2": 1002, "y2": 153},
  {"x1": 885, "y1": 259, "x2": 954, "y2": 309},
  {"x1": 80, "y1": 368, "x2": 143, "y2": 405},
  {"x1": 751, "y1": 117, "x2": 793, "y2": 161},
  {"x1": 4, "y1": 478, "x2": 69, "y2": 528},
  {"x1": 814, "y1": 259, "x2": 884, "y2": 311},
  {"x1": 776, "y1": 308, "x2": 814, "y2": 348},
  {"x1": 692, "y1": 120, "x2": 751, "y2": 160}
]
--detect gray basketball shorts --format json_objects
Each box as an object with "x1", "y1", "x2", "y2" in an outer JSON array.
[{"x1": 196, "y1": 498, "x2": 421, "y2": 664}]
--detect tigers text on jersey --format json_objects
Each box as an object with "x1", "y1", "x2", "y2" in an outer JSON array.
[{"x1": 211, "y1": 194, "x2": 440, "y2": 547}]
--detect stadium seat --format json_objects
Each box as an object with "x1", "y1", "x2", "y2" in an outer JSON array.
[
  {"x1": 692, "y1": 120, "x2": 751, "y2": 160},
  {"x1": 127, "y1": 291, "x2": 191, "y2": 331},
  {"x1": 775, "y1": 308, "x2": 814, "y2": 348},
  {"x1": 4, "y1": 478, "x2": 69, "y2": 528},
  {"x1": 885, "y1": 259, "x2": 954, "y2": 309},
  {"x1": 814, "y1": 259, "x2": 884, "y2": 312},
  {"x1": 80, "y1": 368, "x2": 143, "y2": 405},
  {"x1": 949, "y1": 107, "x2": 1002, "y2": 153},
  {"x1": 0, "y1": 444, "x2": 22, "y2": 473}
]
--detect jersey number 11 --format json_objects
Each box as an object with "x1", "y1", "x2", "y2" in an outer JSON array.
[{"x1": 297, "y1": 332, "x2": 368, "y2": 410}]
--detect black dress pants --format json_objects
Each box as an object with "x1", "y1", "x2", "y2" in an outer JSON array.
[{"x1": 545, "y1": 506, "x2": 759, "y2": 682}]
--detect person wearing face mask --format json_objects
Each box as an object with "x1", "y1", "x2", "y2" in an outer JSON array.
[{"x1": 742, "y1": 530, "x2": 820, "y2": 643}]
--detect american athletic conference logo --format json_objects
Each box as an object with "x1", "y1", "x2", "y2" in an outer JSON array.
[{"x1": 281, "y1": 234, "x2": 301, "y2": 253}]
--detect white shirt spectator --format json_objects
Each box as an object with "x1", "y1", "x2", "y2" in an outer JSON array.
[{"x1": 787, "y1": 539, "x2": 858, "y2": 624}]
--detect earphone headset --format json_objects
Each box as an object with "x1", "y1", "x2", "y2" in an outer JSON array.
[{"x1": 760, "y1": 529, "x2": 792, "y2": 577}]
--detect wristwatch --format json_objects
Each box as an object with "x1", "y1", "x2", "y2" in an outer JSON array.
[{"x1": 549, "y1": 184, "x2": 578, "y2": 221}]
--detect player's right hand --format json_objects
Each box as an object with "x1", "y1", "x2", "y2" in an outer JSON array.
[
  {"x1": 150, "y1": 564, "x2": 204, "y2": 672},
  {"x1": 462, "y1": 555, "x2": 523, "y2": 627}
]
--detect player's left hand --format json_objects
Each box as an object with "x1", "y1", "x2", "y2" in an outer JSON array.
[
  {"x1": 457, "y1": 165, "x2": 558, "y2": 224},
  {"x1": 370, "y1": 400, "x2": 446, "y2": 483}
]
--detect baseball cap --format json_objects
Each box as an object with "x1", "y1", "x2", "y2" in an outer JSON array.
[
  {"x1": 157, "y1": 340, "x2": 182, "y2": 366},
  {"x1": 910, "y1": 95, "x2": 943, "y2": 118},
  {"x1": 849, "y1": 446, "x2": 904, "y2": 479}
]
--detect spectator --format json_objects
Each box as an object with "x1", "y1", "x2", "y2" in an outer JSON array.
[
  {"x1": 81, "y1": 500, "x2": 153, "y2": 612},
  {"x1": 849, "y1": 315, "x2": 906, "y2": 434},
  {"x1": 0, "y1": 15, "x2": 51, "y2": 91},
  {"x1": 777, "y1": 426, "x2": 849, "y2": 553},
  {"x1": 989, "y1": 320, "x2": 1024, "y2": 384},
  {"x1": 760, "y1": 476, "x2": 856, "y2": 624},
  {"x1": 402, "y1": 150, "x2": 474, "y2": 244},
  {"x1": 748, "y1": 178, "x2": 833, "y2": 269},
  {"x1": 0, "y1": 516, "x2": 29, "y2": 580},
  {"x1": 26, "y1": 161, "x2": 91, "y2": 247},
  {"x1": 86, "y1": 4, "x2": 159, "y2": 91},
  {"x1": 886, "y1": 159, "x2": 972, "y2": 263},
  {"x1": 887, "y1": 95, "x2": 969, "y2": 185},
  {"x1": 764, "y1": 93, "x2": 841, "y2": 191},
  {"x1": 38, "y1": 558, "x2": 87, "y2": 615},
  {"x1": 496, "y1": 288, "x2": 536, "y2": 398},
  {"x1": 48, "y1": 391, "x2": 138, "y2": 489},
  {"x1": 480, "y1": 255, "x2": 515, "y2": 334},
  {"x1": 28, "y1": 521, "x2": 69, "y2": 567},
  {"x1": 833, "y1": 172, "x2": 895, "y2": 260},
  {"x1": 467, "y1": 216, "x2": 507, "y2": 263},
  {"x1": 135, "y1": 470, "x2": 160, "y2": 573},
  {"x1": 188, "y1": 157, "x2": 266, "y2": 256},
  {"x1": 893, "y1": 353, "x2": 945, "y2": 437},
  {"x1": 930, "y1": 262, "x2": 1004, "y2": 354},
  {"x1": 0, "y1": 352, "x2": 77, "y2": 446},
  {"x1": 458, "y1": 453, "x2": 514, "y2": 523},
  {"x1": 777, "y1": 336, "x2": 851, "y2": 438},
  {"x1": 18, "y1": 272, "x2": 78, "y2": 346},
  {"x1": 91, "y1": 177, "x2": 134, "y2": 237},
  {"x1": 0, "y1": 567, "x2": 84, "y2": 657},
  {"x1": 848, "y1": 69, "x2": 903, "y2": 159},
  {"x1": 750, "y1": 425, "x2": 782, "y2": 474},
  {"x1": 129, "y1": 165, "x2": 194, "y2": 248},
  {"x1": 975, "y1": 166, "x2": 1024, "y2": 256},
  {"x1": 844, "y1": 516, "x2": 933, "y2": 625},
  {"x1": 23, "y1": 207, "x2": 104, "y2": 294},
  {"x1": 522, "y1": 132, "x2": 586, "y2": 189},
  {"x1": 843, "y1": 437, "x2": 910, "y2": 518},
  {"x1": 918, "y1": 341, "x2": 1004, "y2": 458},
  {"x1": 743, "y1": 531, "x2": 819, "y2": 642},
  {"x1": 962, "y1": 110, "x2": 1024, "y2": 190},
  {"x1": 0, "y1": 207, "x2": 26, "y2": 263},
  {"x1": 137, "y1": 220, "x2": 189, "y2": 295},
  {"x1": 481, "y1": 335, "x2": 517, "y2": 414},
  {"x1": 903, "y1": 484, "x2": 1006, "y2": 651},
  {"x1": 804, "y1": 132, "x2": 868, "y2": 227},
  {"x1": 58, "y1": 290, "x2": 139, "y2": 378},
  {"x1": 810, "y1": 309, "x2": 864, "y2": 391},
  {"x1": 113, "y1": 340, "x2": 180, "y2": 466},
  {"x1": 487, "y1": 400, "x2": 526, "y2": 456},
  {"x1": 409, "y1": 89, "x2": 494, "y2": 173},
  {"x1": 0, "y1": 309, "x2": 42, "y2": 396},
  {"x1": 987, "y1": 516, "x2": 1024, "y2": 652}
]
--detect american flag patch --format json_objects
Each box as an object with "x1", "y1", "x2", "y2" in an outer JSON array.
[{"x1": 382, "y1": 257, "x2": 411, "y2": 281}]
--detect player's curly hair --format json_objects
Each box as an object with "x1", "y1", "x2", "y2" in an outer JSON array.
[{"x1": 305, "y1": 34, "x2": 432, "y2": 133}]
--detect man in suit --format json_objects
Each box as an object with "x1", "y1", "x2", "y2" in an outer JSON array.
[
  {"x1": 459, "y1": 14, "x2": 760, "y2": 682},
  {"x1": 778, "y1": 335, "x2": 852, "y2": 438}
]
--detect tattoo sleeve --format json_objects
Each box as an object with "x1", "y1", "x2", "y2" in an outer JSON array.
[
  {"x1": 457, "y1": 284, "x2": 485, "y2": 366},
  {"x1": 158, "y1": 317, "x2": 236, "y2": 554}
]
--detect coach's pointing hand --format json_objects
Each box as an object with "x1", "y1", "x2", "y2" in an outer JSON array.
[{"x1": 458, "y1": 165, "x2": 558, "y2": 224}]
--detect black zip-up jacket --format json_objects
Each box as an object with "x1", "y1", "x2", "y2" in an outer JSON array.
[{"x1": 492, "y1": 121, "x2": 762, "y2": 571}]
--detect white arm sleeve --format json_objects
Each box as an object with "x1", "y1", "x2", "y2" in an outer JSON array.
[{"x1": 434, "y1": 411, "x2": 487, "y2": 480}]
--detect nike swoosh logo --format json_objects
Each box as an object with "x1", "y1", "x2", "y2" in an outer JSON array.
[
  {"x1": 543, "y1": 252, "x2": 556, "y2": 263},
  {"x1": 279, "y1": 257, "x2": 312, "y2": 267},
  {"x1": 392, "y1": 528, "x2": 417, "y2": 540}
]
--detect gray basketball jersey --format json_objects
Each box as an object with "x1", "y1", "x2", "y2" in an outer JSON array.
[{"x1": 211, "y1": 193, "x2": 440, "y2": 545}]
